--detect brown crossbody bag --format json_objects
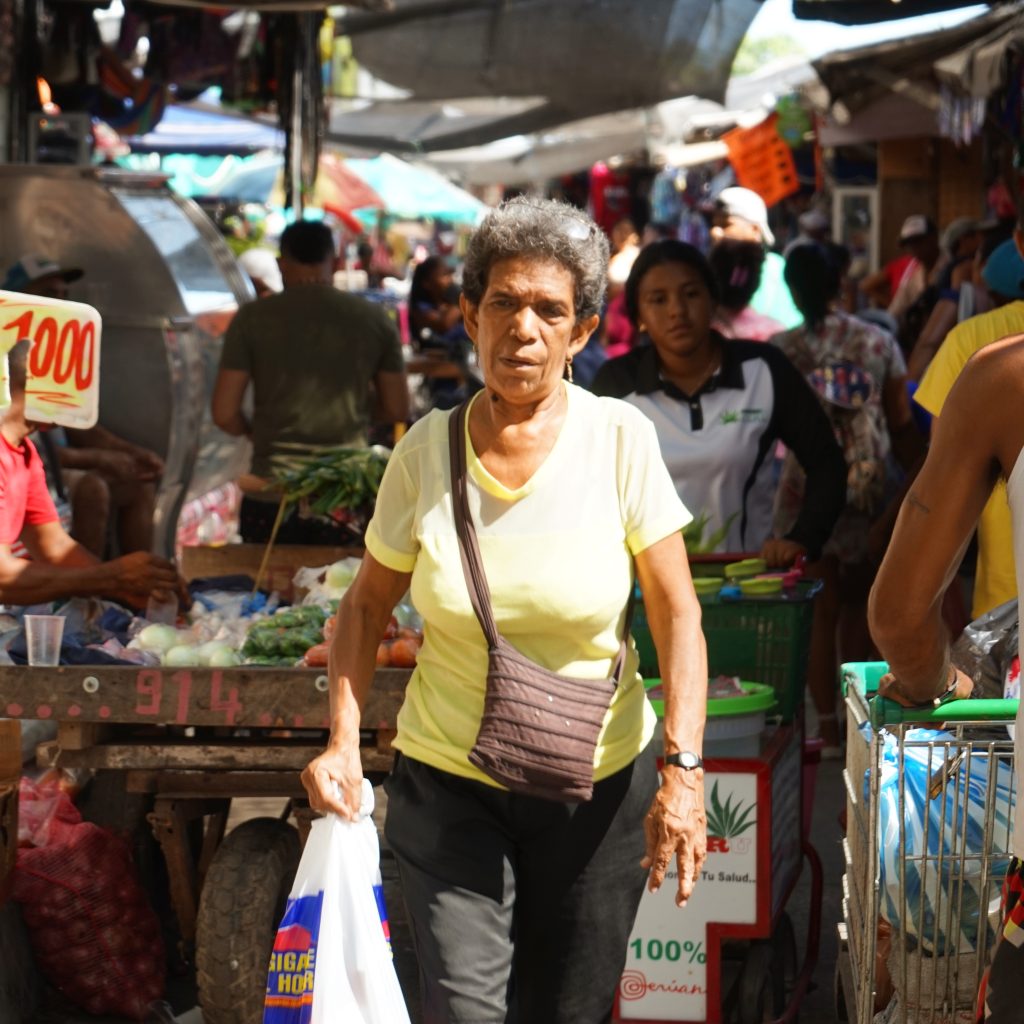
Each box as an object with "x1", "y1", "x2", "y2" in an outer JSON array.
[{"x1": 448, "y1": 402, "x2": 634, "y2": 803}]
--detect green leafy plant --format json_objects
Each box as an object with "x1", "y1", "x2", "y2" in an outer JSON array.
[
  {"x1": 705, "y1": 780, "x2": 757, "y2": 839},
  {"x1": 271, "y1": 446, "x2": 390, "y2": 519},
  {"x1": 682, "y1": 511, "x2": 739, "y2": 554}
]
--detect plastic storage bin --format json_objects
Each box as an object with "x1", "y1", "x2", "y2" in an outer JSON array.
[
  {"x1": 634, "y1": 580, "x2": 819, "y2": 722},
  {"x1": 644, "y1": 680, "x2": 775, "y2": 758}
]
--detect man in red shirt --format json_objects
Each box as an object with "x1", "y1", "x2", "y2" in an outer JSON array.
[{"x1": 0, "y1": 340, "x2": 183, "y2": 607}]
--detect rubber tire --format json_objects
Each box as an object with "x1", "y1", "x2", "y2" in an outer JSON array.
[{"x1": 195, "y1": 817, "x2": 300, "y2": 1024}]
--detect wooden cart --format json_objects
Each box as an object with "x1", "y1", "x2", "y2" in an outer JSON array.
[{"x1": 0, "y1": 544, "x2": 409, "y2": 1023}]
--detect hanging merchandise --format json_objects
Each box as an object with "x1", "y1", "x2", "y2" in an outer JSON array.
[
  {"x1": 589, "y1": 161, "x2": 633, "y2": 234},
  {"x1": 775, "y1": 95, "x2": 812, "y2": 149},
  {"x1": 721, "y1": 112, "x2": 799, "y2": 209},
  {"x1": 95, "y1": 48, "x2": 169, "y2": 136},
  {"x1": 937, "y1": 84, "x2": 987, "y2": 147},
  {"x1": 649, "y1": 167, "x2": 683, "y2": 227}
]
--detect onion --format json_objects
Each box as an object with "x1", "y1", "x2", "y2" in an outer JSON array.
[
  {"x1": 136, "y1": 624, "x2": 179, "y2": 653},
  {"x1": 162, "y1": 645, "x2": 201, "y2": 667},
  {"x1": 207, "y1": 648, "x2": 242, "y2": 667},
  {"x1": 325, "y1": 559, "x2": 359, "y2": 592}
]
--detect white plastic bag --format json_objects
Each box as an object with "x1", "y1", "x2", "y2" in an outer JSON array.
[{"x1": 263, "y1": 780, "x2": 411, "y2": 1024}]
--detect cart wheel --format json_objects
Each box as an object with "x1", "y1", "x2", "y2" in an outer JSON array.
[
  {"x1": 736, "y1": 941, "x2": 773, "y2": 1024},
  {"x1": 195, "y1": 817, "x2": 300, "y2": 1024}
]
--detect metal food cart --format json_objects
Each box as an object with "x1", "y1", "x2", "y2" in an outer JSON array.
[
  {"x1": 0, "y1": 544, "x2": 408, "y2": 1023},
  {"x1": 0, "y1": 163, "x2": 254, "y2": 557}
]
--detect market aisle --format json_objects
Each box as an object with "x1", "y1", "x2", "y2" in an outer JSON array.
[
  {"x1": 25, "y1": 757, "x2": 845, "y2": 1023},
  {"x1": 380, "y1": 756, "x2": 848, "y2": 1024}
]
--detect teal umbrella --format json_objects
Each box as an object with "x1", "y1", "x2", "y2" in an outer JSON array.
[{"x1": 345, "y1": 153, "x2": 488, "y2": 226}]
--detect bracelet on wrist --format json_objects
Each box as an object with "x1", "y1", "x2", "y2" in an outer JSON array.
[{"x1": 900, "y1": 665, "x2": 959, "y2": 709}]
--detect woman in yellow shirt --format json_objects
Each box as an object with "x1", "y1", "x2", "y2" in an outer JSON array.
[{"x1": 302, "y1": 197, "x2": 708, "y2": 1023}]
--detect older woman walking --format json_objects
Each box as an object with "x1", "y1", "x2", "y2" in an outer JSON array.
[{"x1": 302, "y1": 197, "x2": 707, "y2": 1024}]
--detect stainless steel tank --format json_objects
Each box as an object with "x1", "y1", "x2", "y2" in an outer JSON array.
[{"x1": 0, "y1": 164, "x2": 254, "y2": 557}]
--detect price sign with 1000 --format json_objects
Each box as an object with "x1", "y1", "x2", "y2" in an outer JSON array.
[{"x1": 0, "y1": 290, "x2": 101, "y2": 429}]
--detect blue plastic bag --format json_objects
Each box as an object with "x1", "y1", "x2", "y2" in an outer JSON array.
[{"x1": 872, "y1": 728, "x2": 1015, "y2": 955}]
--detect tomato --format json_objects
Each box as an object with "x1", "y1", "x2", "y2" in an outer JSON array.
[
  {"x1": 387, "y1": 637, "x2": 421, "y2": 668},
  {"x1": 303, "y1": 643, "x2": 330, "y2": 668},
  {"x1": 376, "y1": 642, "x2": 391, "y2": 667}
]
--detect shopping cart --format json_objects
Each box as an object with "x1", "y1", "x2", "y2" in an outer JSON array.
[{"x1": 838, "y1": 661, "x2": 1018, "y2": 1024}]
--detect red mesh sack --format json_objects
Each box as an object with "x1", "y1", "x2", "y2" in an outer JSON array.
[{"x1": 13, "y1": 777, "x2": 165, "y2": 1020}]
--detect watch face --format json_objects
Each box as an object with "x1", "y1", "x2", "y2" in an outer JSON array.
[{"x1": 669, "y1": 751, "x2": 702, "y2": 769}]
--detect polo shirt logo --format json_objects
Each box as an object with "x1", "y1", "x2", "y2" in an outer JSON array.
[{"x1": 719, "y1": 408, "x2": 765, "y2": 426}]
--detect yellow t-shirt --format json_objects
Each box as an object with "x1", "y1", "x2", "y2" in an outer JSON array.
[
  {"x1": 915, "y1": 302, "x2": 1024, "y2": 616},
  {"x1": 364, "y1": 383, "x2": 691, "y2": 787}
]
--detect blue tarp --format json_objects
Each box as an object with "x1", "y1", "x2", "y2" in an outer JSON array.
[{"x1": 125, "y1": 104, "x2": 284, "y2": 156}]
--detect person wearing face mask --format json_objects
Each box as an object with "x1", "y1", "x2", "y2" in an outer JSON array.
[
  {"x1": 592, "y1": 240, "x2": 845, "y2": 568},
  {"x1": 302, "y1": 198, "x2": 708, "y2": 1024},
  {"x1": 709, "y1": 187, "x2": 802, "y2": 330}
]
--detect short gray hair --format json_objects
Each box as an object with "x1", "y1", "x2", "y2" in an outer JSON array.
[{"x1": 462, "y1": 197, "x2": 609, "y2": 321}]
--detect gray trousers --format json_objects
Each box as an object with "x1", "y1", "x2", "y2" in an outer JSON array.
[{"x1": 383, "y1": 744, "x2": 658, "y2": 1024}]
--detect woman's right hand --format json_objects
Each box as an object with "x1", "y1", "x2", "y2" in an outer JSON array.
[{"x1": 301, "y1": 742, "x2": 364, "y2": 820}]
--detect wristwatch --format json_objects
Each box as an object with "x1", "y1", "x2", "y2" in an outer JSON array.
[{"x1": 664, "y1": 751, "x2": 703, "y2": 770}]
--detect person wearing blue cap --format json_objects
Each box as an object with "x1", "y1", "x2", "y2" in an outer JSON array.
[{"x1": 915, "y1": 229, "x2": 1024, "y2": 620}]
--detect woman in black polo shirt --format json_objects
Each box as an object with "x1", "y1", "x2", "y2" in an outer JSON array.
[{"x1": 593, "y1": 240, "x2": 845, "y2": 567}]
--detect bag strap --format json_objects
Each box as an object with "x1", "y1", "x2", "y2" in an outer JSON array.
[
  {"x1": 447, "y1": 400, "x2": 635, "y2": 679},
  {"x1": 448, "y1": 401, "x2": 501, "y2": 650}
]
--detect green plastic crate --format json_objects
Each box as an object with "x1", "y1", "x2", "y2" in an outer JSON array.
[{"x1": 633, "y1": 580, "x2": 820, "y2": 722}]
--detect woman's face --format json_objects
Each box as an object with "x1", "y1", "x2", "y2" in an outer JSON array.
[
  {"x1": 429, "y1": 263, "x2": 455, "y2": 298},
  {"x1": 636, "y1": 262, "x2": 715, "y2": 360},
  {"x1": 461, "y1": 255, "x2": 597, "y2": 405}
]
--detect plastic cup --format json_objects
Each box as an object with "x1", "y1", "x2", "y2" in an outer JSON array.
[
  {"x1": 25, "y1": 615, "x2": 65, "y2": 667},
  {"x1": 146, "y1": 593, "x2": 179, "y2": 625}
]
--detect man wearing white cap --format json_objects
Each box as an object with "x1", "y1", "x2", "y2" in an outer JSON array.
[
  {"x1": 710, "y1": 187, "x2": 802, "y2": 329},
  {"x1": 887, "y1": 215, "x2": 941, "y2": 322}
]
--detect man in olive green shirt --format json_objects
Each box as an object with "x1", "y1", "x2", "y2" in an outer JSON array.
[{"x1": 213, "y1": 220, "x2": 409, "y2": 542}]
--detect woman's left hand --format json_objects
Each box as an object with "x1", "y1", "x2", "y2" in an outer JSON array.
[{"x1": 642, "y1": 768, "x2": 707, "y2": 907}]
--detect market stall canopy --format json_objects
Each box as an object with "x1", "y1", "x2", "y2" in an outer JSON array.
[
  {"x1": 424, "y1": 97, "x2": 727, "y2": 187},
  {"x1": 329, "y1": 0, "x2": 760, "y2": 150},
  {"x1": 344, "y1": 153, "x2": 487, "y2": 223},
  {"x1": 421, "y1": 58, "x2": 816, "y2": 187},
  {"x1": 124, "y1": 103, "x2": 284, "y2": 156},
  {"x1": 934, "y1": 5, "x2": 1024, "y2": 97},
  {"x1": 793, "y1": 0, "x2": 1003, "y2": 24},
  {"x1": 326, "y1": 96, "x2": 548, "y2": 152},
  {"x1": 812, "y1": 2, "x2": 1020, "y2": 113},
  {"x1": 201, "y1": 152, "x2": 384, "y2": 213}
]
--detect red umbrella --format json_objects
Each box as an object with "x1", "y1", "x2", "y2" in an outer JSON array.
[{"x1": 270, "y1": 154, "x2": 384, "y2": 228}]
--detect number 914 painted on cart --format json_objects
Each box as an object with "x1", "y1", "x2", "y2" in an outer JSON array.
[{"x1": 0, "y1": 290, "x2": 102, "y2": 429}]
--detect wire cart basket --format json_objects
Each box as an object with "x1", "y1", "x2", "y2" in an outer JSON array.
[{"x1": 838, "y1": 661, "x2": 1018, "y2": 1024}]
